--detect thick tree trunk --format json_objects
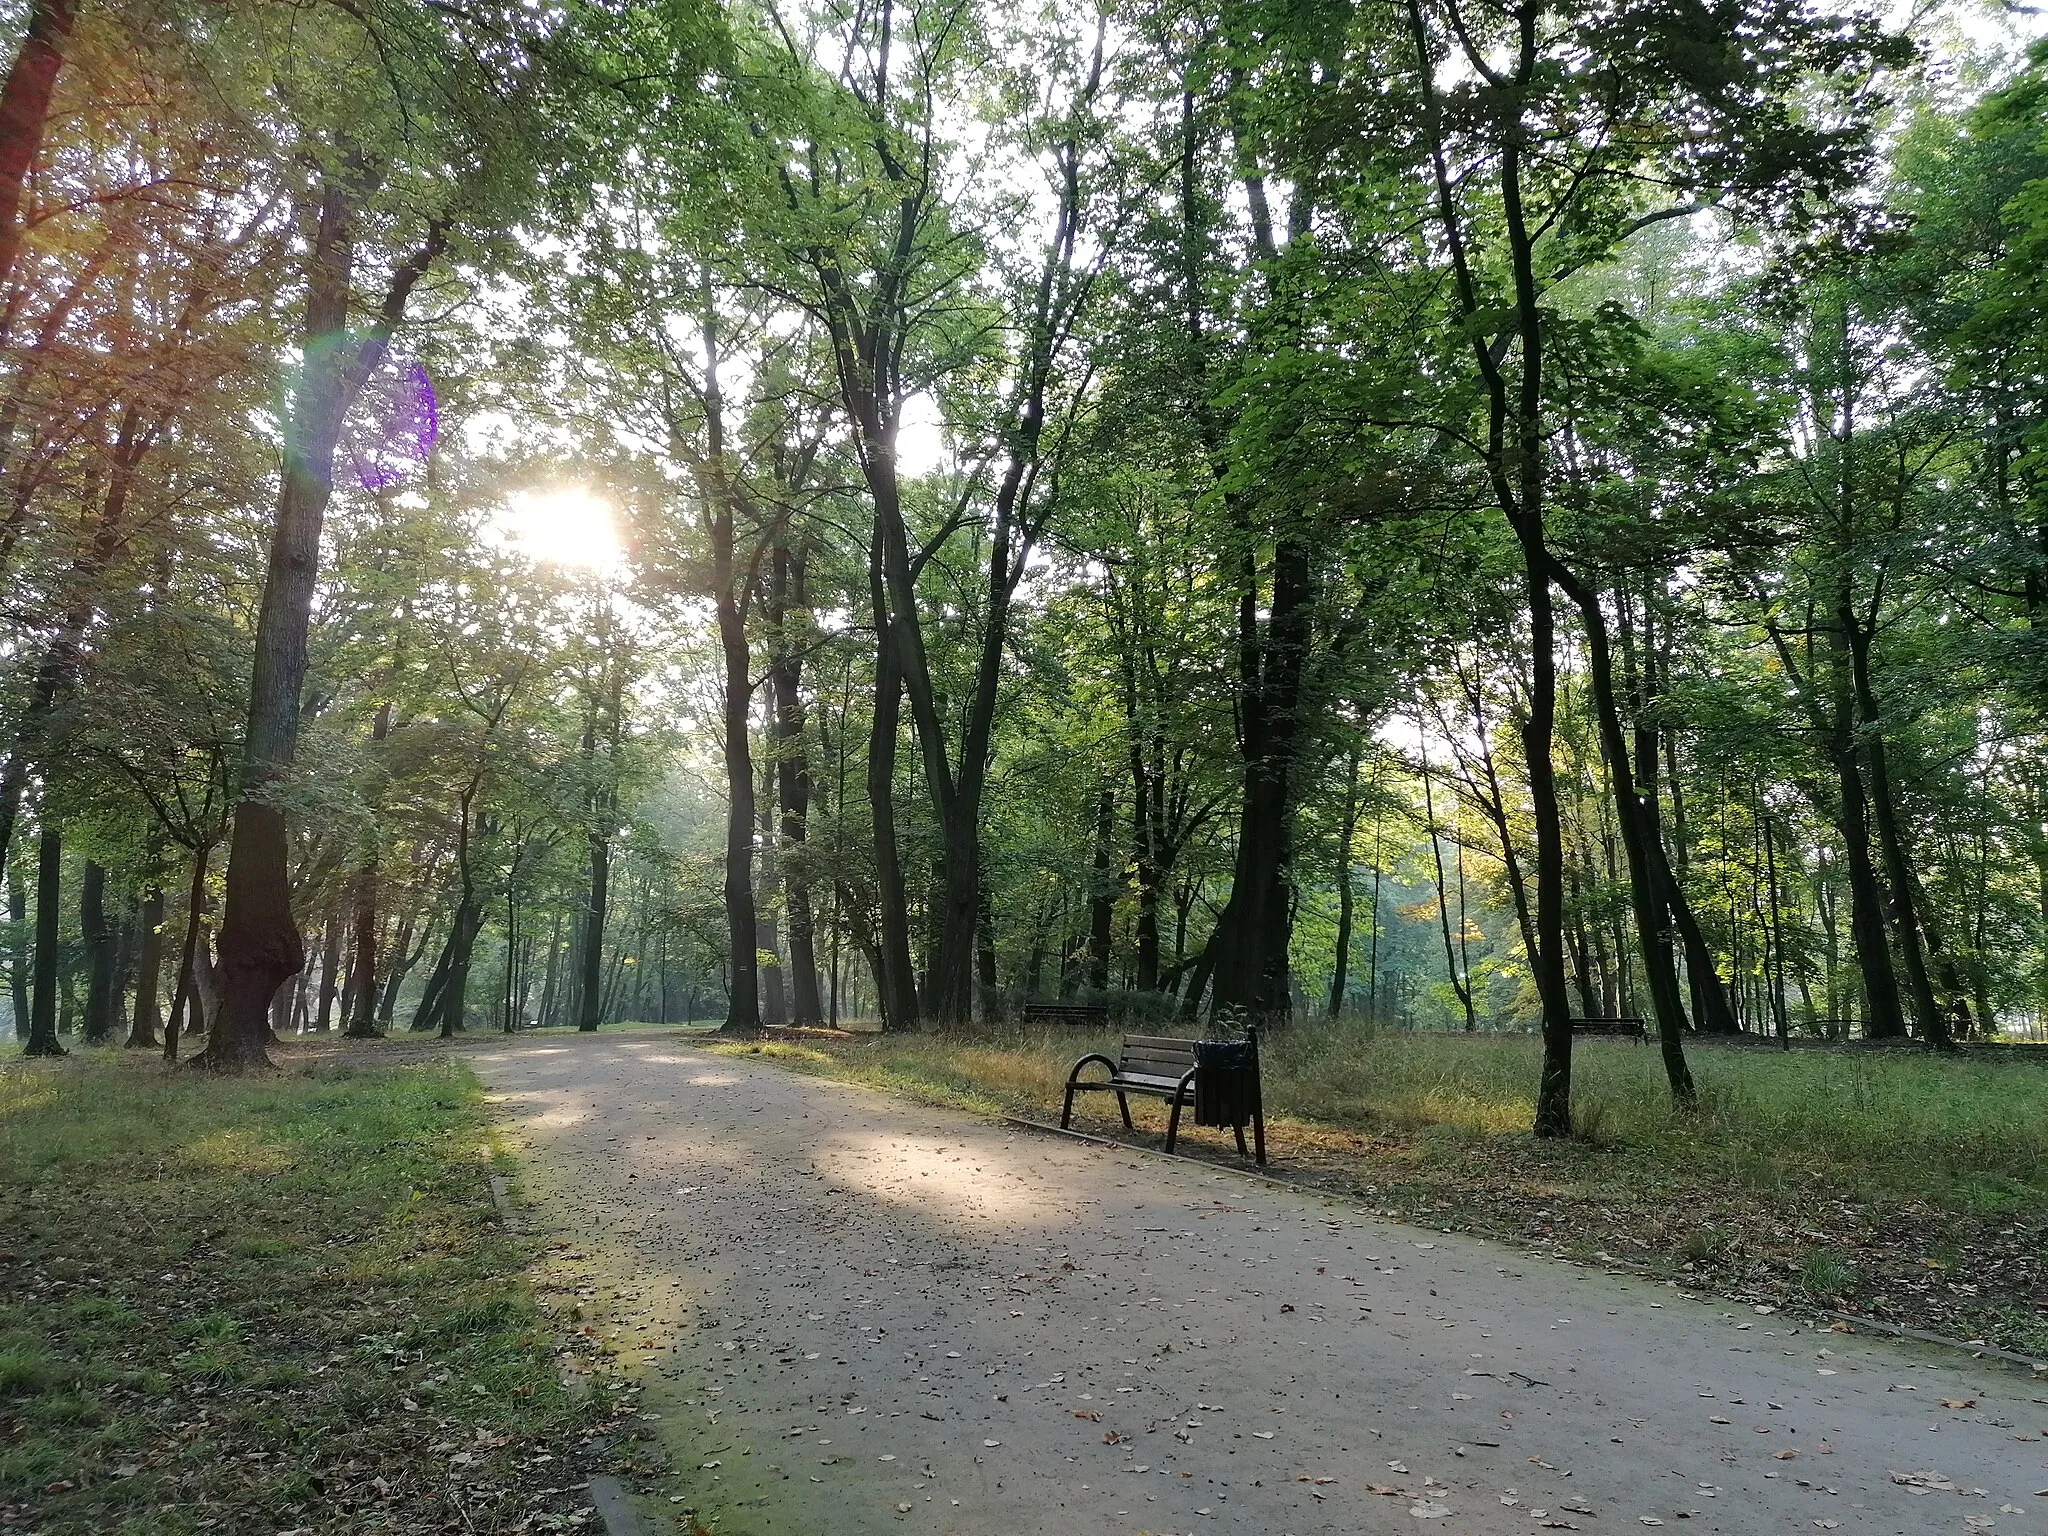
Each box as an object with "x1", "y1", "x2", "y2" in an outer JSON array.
[
  {"x1": 714, "y1": 572, "x2": 760, "y2": 1034},
  {"x1": 78, "y1": 860, "x2": 117, "y2": 1043},
  {"x1": 769, "y1": 540, "x2": 824, "y2": 1026},
  {"x1": 343, "y1": 864, "x2": 380, "y2": 1036},
  {"x1": 436, "y1": 899, "x2": 482, "y2": 1038},
  {"x1": 22, "y1": 822, "x2": 62, "y2": 1055},
  {"x1": 1520, "y1": 544, "x2": 1575, "y2": 1137},
  {"x1": 208, "y1": 187, "x2": 444, "y2": 1070},
  {"x1": 0, "y1": 0, "x2": 78, "y2": 294},
  {"x1": 125, "y1": 885, "x2": 163, "y2": 1047},
  {"x1": 1208, "y1": 534, "x2": 1312, "y2": 1025},
  {"x1": 868, "y1": 576, "x2": 919, "y2": 1031},
  {"x1": 577, "y1": 829, "x2": 608, "y2": 1032}
]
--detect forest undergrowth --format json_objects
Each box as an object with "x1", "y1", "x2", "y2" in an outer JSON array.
[
  {"x1": 711, "y1": 1024, "x2": 2048, "y2": 1360},
  {"x1": 0, "y1": 1052, "x2": 648, "y2": 1535}
]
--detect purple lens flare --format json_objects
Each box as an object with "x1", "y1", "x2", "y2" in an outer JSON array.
[{"x1": 344, "y1": 354, "x2": 439, "y2": 491}]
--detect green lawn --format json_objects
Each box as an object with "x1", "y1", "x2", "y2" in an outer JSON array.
[
  {"x1": 711, "y1": 1021, "x2": 2048, "y2": 1356},
  {"x1": 0, "y1": 1049, "x2": 638, "y2": 1534}
]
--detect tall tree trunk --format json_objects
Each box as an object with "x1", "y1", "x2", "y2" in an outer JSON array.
[
  {"x1": 714, "y1": 581, "x2": 758, "y2": 1033},
  {"x1": 1844, "y1": 617, "x2": 1948, "y2": 1047},
  {"x1": 1328, "y1": 746, "x2": 1361, "y2": 1018},
  {"x1": 1420, "y1": 739, "x2": 1477, "y2": 1032},
  {"x1": 867, "y1": 569, "x2": 919, "y2": 1031},
  {"x1": 1206, "y1": 536, "x2": 1312, "y2": 1025},
  {"x1": 1086, "y1": 786, "x2": 1117, "y2": 993},
  {"x1": 164, "y1": 842, "x2": 208, "y2": 1057},
  {"x1": 377, "y1": 911, "x2": 421, "y2": 1025},
  {"x1": 436, "y1": 899, "x2": 482, "y2": 1039},
  {"x1": 537, "y1": 911, "x2": 561, "y2": 1027},
  {"x1": 1548, "y1": 567, "x2": 1695, "y2": 1102},
  {"x1": 343, "y1": 701, "x2": 389, "y2": 1037},
  {"x1": 0, "y1": 0, "x2": 79, "y2": 294},
  {"x1": 9, "y1": 870, "x2": 26, "y2": 1041},
  {"x1": 79, "y1": 860, "x2": 116, "y2": 1044},
  {"x1": 23, "y1": 822, "x2": 61, "y2": 1055},
  {"x1": 209, "y1": 185, "x2": 444, "y2": 1070},
  {"x1": 769, "y1": 538, "x2": 824, "y2": 1026},
  {"x1": 577, "y1": 823, "x2": 609, "y2": 1033},
  {"x1": 125, "y1": 885, "x2": 163, "y2": 1048},
  {"x1": 313, "y1": 915, "x2": 342, "y2": 1032}
]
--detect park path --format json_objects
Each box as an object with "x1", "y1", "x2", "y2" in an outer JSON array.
[{"x1": 472, "y1": 1032, "x2": 2039, "y2": 1536}]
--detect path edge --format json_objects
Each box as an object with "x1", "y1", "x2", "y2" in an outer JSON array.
[{"x1": 1001, "y1": 1114, "x2": 2048, "y2": 1376}]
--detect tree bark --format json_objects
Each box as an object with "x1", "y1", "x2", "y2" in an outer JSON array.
[
  {"x1": 1085, "y1": 786, "x2": 1117, "y2": 993},
  {"x1": 79, "y1": 860, "x2": 118, "y2": 1044},
  {"x1": 1546, "y1": 565, "x2": 1696, "y2": 1104},
  {"x1": 22, "y1": 822, "x2": 62, "y2": 1055},
  {"x1": 704, "y1": 301, "x2": 770, "y2": 1040},
  {"x1": 8, "y1": 871, "x2": 25, "y2": 1041},
  {"x1": 769, "y1": 538, "x2": 824, "y2": 1026},
  {"x1": 208, "y1": 186, "x2": 445, "y2": 1070},
  {"x1": 125, "y1": 885, "x2": 163, "y2": 1047},
  {"x1": 867, "y1": 560, "x2": 919, "y2": 1031},
  {"x1": 312, "y1": 915, "x2": 341, "y2": 1033},
  {"x1": 0, "y1": 0, "x2": 79, "y2": 294},
  {"x1": 1328, "y1": 746, "x2": 1361, "y2": 1017}
]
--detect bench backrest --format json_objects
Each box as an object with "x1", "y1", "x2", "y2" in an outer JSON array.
[{"x1": 1117, "y1": 1034, "x2": 1200, "y2": 1077}]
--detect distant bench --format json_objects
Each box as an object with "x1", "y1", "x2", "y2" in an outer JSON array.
[
  {"x1": 1060, "y1": 1032, "x2": 1265, "y2": 1164},
  {"x1": 1571, "y1": 1016, "x2": 1646, "y2": 1041},
  {"x1": 1023, "y1": 1002, "x2": 1110, "y2": 1028}
]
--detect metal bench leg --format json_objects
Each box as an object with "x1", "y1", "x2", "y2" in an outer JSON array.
[
  {"x1": 1233, "y1": 1122, "x2": 1248, "y2": 1157},
  {"x1": 1115, "y1": 1092, "x2": 1133, "y2": 1130},
  {"x1": 1165, "y1": 1093, "x2": 1185, "y2": 1154},
  {"x1": 1253, "y1": 1107, "x2": 1266, "y2": 1166},
  {"x1": 1061, "y1": 1084, "x2": 1076, "y2": 1130}
]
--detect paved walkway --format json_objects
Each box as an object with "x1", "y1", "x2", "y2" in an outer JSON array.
[{"x1": 474, "y1": 1033, "x2": 2039, "y2": 1535}]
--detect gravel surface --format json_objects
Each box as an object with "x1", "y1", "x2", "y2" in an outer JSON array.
[{"x1": 474, "y1": 1032, "x2": 2045, "y2": 1535}]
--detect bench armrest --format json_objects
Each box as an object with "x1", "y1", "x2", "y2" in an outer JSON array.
[{"x1": 1065, "y1": 1052, "x2": 1118, "y2": 1085}]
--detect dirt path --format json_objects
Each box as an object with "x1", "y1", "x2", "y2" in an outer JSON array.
[{"x1": 474, "y1": 1032, "x2": 2042, "y2": 1536}]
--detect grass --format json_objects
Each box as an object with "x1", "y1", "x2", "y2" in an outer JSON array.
[
  {"x1": 709, "y1": 1019, "x2": 2048, "y2": 1356},
  {"x1": 0, "y1": 1049, "x2": 643, "y2": 1534}
]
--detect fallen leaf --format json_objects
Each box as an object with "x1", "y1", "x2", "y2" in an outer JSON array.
[
  {"x1": 1942, "y1": 1399, "x2": 1978, "y2": 1410},
  {"x1": 1073, "y1": 1410, "x2": 1101, "y2": 1421},
  {"x1": 1410, "y1": 1501, "x2": 1452, "y2": 1519},
  {"x1": 1889, "y1": 1469, "x2": 1960, "y2": 1494},
  {"x1": 1773, "y1": 1451, "x2": 1799, "y2": 1461}
]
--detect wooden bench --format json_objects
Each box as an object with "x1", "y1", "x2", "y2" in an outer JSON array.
[
  {"x1": 1060, "y1": 1033, "x2": 1265, "y2": 1164},
  {"x1": 1023, "y1": 1002, "x2": 1110, "y2": 1027},
  {"x1": 1571, "y1": 1016, "x2": 1646, "y2": 1041}
]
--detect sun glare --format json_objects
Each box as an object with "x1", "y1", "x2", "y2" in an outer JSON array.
[{"x1": 494, "y1": 487, "x2": 623, "y2": 574}]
